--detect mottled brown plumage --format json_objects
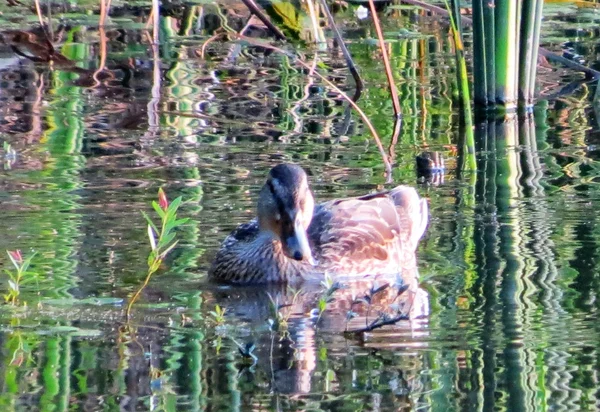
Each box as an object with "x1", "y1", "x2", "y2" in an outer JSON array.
[{"x1": 209, "y1": 164, "x2": 428, "y2": 284}]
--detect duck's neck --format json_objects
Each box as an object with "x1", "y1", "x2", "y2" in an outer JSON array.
[{"x1": 241, "y1": 231, "x2": 307, "y2": 283}]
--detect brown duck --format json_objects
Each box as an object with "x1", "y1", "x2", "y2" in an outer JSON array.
[{"x1": 210, "y1": 164, "x2": 428, "y2": 284}]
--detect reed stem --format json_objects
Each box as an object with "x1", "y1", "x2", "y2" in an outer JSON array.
[{"x1": 367, "y1": 0, "x2": 401, "y2": 118}]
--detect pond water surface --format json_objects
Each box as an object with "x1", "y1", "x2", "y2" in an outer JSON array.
[{"x1": 0, "y1": 1, "x2": 599, "y2": 410}]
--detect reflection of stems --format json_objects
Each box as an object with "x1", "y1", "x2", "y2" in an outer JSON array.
[
  {"x1": 152, "y1": 0, "x2": 160, "y2": 44},
  {"x1": 290, "y1": 54, "x2": 319, "y2": 132},
  {"x1": 269, "y1": 329, "x2": 275, "y2": 387},
  {"x1": 29, "y1": 71, "x2": 44, "y2": 141},
  {"x1": 388, "y1": 118, "x2": 402, "y2": 167},
  {"x1": 147, "y1": 43, "x2": 161, "y2": 131},
  {"x1": 92, "y1": 26, "x2": 108, "y2": 87},
  {"x1": 351, "y1": 313, "x2": 409, "y2": 334},
  {"x1": 367, "y1": 0, "x2": 401, "y2": 118},
  {"x1": 200, "y1": 31, "x2": 225, "y2": 59},
  {"x1": 236, "y1": 35, "x2": 392, "y2": 180}
]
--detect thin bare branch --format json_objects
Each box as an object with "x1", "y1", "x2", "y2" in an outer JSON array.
[
  {"x1": 99, "y1": 0, "x2": 111, "y2": 27},
  {"x1": 319, "y1": 0, "x2": 363, "y2": 102},
  {"x1": 152, "y1": 0, "x2": 160, "y2": 44},
  {"x1": 347, "y1": 313, "x2": 410, "y2": 334},
  {"x1": 368, "y1": 0, "x2": 401, "y2": 117},
  {"x1": 239, "y1": 0, "x2": 287, "y2": 41}
]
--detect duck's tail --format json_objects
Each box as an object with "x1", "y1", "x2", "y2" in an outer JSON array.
[{"x1": 389, "y1": 186, "x2": 429, "y2": 250}]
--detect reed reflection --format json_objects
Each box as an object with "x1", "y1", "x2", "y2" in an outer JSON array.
[{"x1": 437, "y1": 110, "x2": 600, "y2": 411}]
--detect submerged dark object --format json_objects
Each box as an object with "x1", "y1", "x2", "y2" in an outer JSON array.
[
  {"x1": 210, "y1": 164, "x2": 428, "y2": 284},
  {"x1": 416, "y1": 152, "x2": 445, "y2": 185}
]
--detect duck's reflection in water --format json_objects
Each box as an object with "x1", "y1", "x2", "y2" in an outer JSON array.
[{"x1": 203, "y1": 261, "x2": 429, "y2": 397}]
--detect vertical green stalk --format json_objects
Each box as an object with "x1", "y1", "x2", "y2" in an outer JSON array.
[
  {"x1": 514, "y1": 0, "x2": 523, "y2": 98},
  {"x1": 472, "y1": 0, "x2": 487, "y2": 106},
  {"x1": 445, "y1": 0, "x2": 476, "y2": 172},
  {"x1": 484, "y1": 2, "x2": 496, "y2": 105},
  {"x1": 518, "y1": 0, "x2": 536, "y2": 103},
  {"x1": 525, "y1": 0, "x2": 544, "y2": 105},
  {"x1": 179, "y1": 5, "x2": 197, "y2": 36},
  {"x1": 518, "y1": 0, "x2": 544, "y2": 105},
  {"x1": 475, "y1": 1, "x2": 544, "y2": 109},
  {"x1": 495, "y1": 0, "x2": 518, "y2": 108}
]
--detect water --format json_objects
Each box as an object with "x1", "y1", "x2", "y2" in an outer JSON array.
[{"x1": 0, "y1": 1, "x2": 599, "y2": 410}]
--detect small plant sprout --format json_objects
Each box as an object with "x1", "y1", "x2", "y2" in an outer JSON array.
[
  {"x1": 369, "y1": 280, "x2": 390, "y2": 298},
  {"x1": 344, "y1": 290, "x2": 360, "y2": 332},
  {"x1": 233, "y1": 340, "x2": 258, "y2": 367},
  {"x1": 143, "y1": 188, "x2": 188, "y2": 274},
  {"x1": 4, "y1": 250, "x2": 37, "y2": 305},
  {"x1": 126, "y1": 188, "x2": 188, "y2": 319},
  {"x1": 359, "y1": 279, "x2": 390, "y2": 327},
  {"x1": 267, "y1": 287, "x2": 301, "y2": 333},
  {"x1": 392, "y1": 272, "x2": 409, "y2": 303},
  {"x1": 343, "y1": 276, "x2": 414, "y2": 335},
  {"x1": 209, "y1": 304, "x2": 227, "y2": 325},
  {"x1": 3, "y1": 141, "x2": 16, "y2": 170},
  {"x1": 314, "y1": 273, "x2": 342, "y2": 323}
]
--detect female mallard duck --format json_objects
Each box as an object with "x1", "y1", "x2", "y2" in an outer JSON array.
[{"x1": 209, "y1": 164, "x2": 428, "y2": 284}]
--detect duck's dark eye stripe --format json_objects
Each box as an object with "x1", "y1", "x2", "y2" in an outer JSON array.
[{"x1": 267, "y1": 180, "x2": 287, "y2": 218}]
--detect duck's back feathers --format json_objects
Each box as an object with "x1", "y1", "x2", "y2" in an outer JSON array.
[
  {"x1": 307, "y1": 186, "x2": 428, "y2": 277},
  {"x1": 223, "y1": 220, "x2": 260, "y2": 245}
]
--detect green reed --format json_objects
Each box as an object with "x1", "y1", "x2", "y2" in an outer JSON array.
[
  {"x1": 472, "y1": 0, "x2": 544, "y2": 109},
  {"x1": 445, "y1": 0, "x2": 476, "y2": 172}
]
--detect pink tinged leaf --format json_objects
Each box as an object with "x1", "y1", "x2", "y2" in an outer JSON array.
[
  {"x1": 8, "y1": 250, "x2": 23, "y2": 265},
  {"x1": 10, "y1": 353, "x2": 23, "y2": 367}
]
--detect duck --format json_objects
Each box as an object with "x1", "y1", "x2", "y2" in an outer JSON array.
[{"x1": 209, "y1": 164, "x2": 429, "y2": 284}]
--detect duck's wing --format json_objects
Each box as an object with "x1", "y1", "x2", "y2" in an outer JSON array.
[
  {"x1": 307, "y1": 187, "x2": 428, "y2": 275},
  {"x1": 219, "y1": 219, "x2": 260, "y2": 248},
  {"x1": 209, "y1": 219, "x2": 261, "y2": 281}
]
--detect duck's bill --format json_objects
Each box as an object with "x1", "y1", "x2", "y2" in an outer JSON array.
[{"x1": 283, "y1": 221, "x2": 316, "y2": 266}]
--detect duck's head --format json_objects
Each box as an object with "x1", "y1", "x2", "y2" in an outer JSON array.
[{"x1": 257, "y1": 164, "x2": 316, "y2": 265}]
